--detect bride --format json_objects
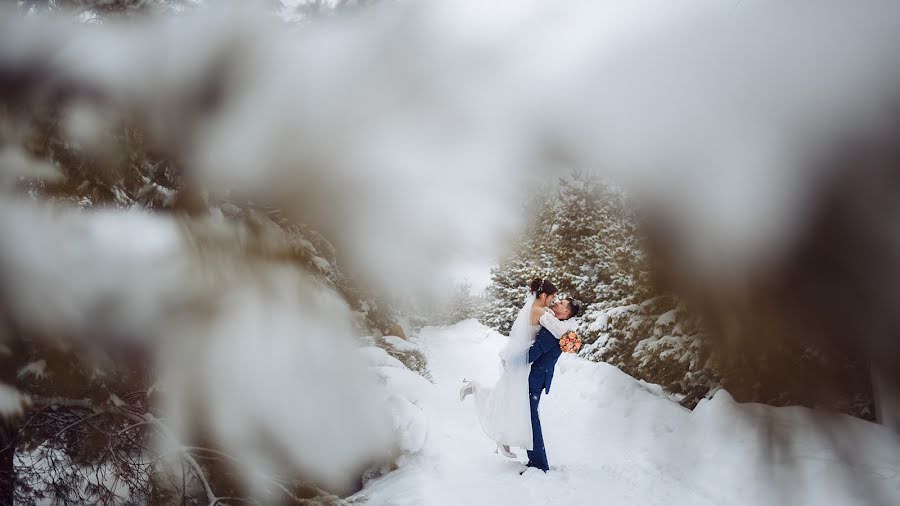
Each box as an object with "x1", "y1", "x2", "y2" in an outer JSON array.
[{"x1": 459, "y1": 278, "x2": 561, "y2": 458}]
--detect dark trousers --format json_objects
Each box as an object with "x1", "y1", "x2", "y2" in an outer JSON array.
[{"x1": 526, "y1": 386, "x2": 549, "y2": 471}]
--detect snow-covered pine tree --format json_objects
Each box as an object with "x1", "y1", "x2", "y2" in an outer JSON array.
[
  {"x1": 481, "y1": 173, "x2": 648, "y2": 330},
  {"x1": 439, "y1": 281, "x2": 479, "y2": 326},
  {"x1": 481, "y1": 172, "x2": 717, "y2": 407},
  {"x1": 482, "y1": 171, "x2": 874, "y2": 417},
  {"x1": 549, "y1": 174, "x2": 647, "y2": 305},
  {"x1": 480, "y1": 180, "x2": 562, "y2": 332}
]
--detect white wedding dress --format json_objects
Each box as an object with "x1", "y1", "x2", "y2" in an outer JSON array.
[{"x1": 469, "y1": 293, "x2": 540, "y2": 451}]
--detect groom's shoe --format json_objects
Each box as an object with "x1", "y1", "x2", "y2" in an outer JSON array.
[
  {"x1": 520, "y1": 462, "x2": 547, "y2": 475},
  {"x1": 458, "y1": 381, "x2": 474, "y2": 402}
]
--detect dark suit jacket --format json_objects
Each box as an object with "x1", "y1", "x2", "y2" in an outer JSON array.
[{"x1": 528, "y1": 326, "x2": 562, "y2": 394}]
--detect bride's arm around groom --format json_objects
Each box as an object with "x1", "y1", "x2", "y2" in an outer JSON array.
[{"x1": 538, "y1": 309, "x2": 570, "y2": 340}]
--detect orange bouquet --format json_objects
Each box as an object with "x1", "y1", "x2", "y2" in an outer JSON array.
[{"x1": 559, "y1": 331, "x2": 581, "y2": 354}]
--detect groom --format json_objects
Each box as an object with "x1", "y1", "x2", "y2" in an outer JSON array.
[{"x1": 523, "y1": 297, "x2": 579, "y2": 473}]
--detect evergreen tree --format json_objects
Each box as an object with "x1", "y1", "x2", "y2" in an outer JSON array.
[
  {"x1": 481, "y1": 172, "x2": 648, "y2": 330},
  {"x1": 480, "y1": 172, "x2": 716, "y2": 407},
  {"x1": 481, "y1": 172, "x2": 873, "y2": 417}
]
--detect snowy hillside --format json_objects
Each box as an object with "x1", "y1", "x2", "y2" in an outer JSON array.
[{"x1": 352, "y1": 320, "x2": 900, "y2": 505}]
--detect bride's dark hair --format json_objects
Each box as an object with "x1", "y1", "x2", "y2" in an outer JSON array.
[{"x1": 529, "y1": 278, "x2": 558, "y2": 297}]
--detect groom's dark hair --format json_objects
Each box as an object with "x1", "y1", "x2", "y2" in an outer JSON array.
[{"x1": 565, "y1": 297, "x2": 581, "y2": 318}]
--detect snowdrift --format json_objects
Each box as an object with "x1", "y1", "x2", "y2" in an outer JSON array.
[{"x1": 353, "y1": 320, "x2": 900, "y2": 505}]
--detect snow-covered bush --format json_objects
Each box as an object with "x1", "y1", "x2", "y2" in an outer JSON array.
[
  {"x1": 580, "y1": 297, "x2": 716, "y2": 407},
  {"x1": 359, "y1": 343, "x2": 435, "y2": 457},
  {"x1": 370, "y1": 335, "x2": 433, "y2": 383}
]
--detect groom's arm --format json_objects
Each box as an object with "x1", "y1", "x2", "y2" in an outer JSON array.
[{"x1": 527, "y1": 330, "x2": 554, "y2": 363}]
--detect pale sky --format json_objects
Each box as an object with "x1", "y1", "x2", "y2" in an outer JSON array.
[{"x1": 448, "y1": 259, "x2": 494, "y2": 294}]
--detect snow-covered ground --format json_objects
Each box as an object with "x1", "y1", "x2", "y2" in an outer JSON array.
[{"x1": 352, "y1": 319, "x2": 900, "y2": 505}]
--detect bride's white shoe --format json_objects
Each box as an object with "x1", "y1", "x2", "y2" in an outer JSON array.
[
  {"x1": 495, "y1": 444, "x2": 517, "y2": 459},
  {"x1": 459, "y1": 381, "x2": 475, "y2": 401}
]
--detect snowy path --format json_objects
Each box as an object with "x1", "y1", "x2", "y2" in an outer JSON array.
[{"x1": 351, "y1": 320, "x2": 900, "y2": 505}]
